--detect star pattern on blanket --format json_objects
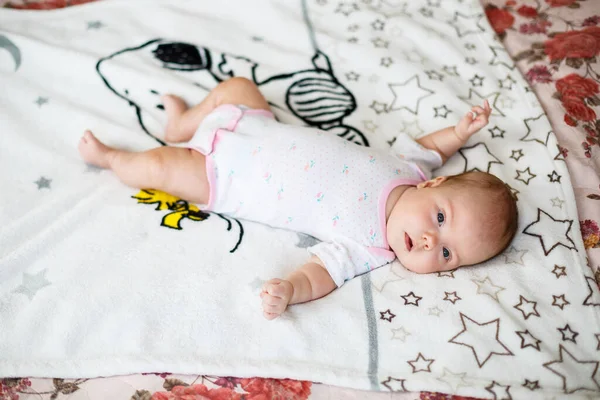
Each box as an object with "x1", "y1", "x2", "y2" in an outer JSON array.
[
  {"x1": 543, "y1": 344, "x2": 600, "y2": 394},
  {"x1": 399, "y1": 119, "x2": 424, "y2": 137},
  {"x1": 381, "y1": 377, "x2": 407, "y2": 392},
  {"x1": 436, "y1": 368, "x2": 475, "y2": 393},
  {"x1": 447, "y1": 12, "x2": 485, "y2": 37},
  {"x1": 388, "y1": 76, "x2": 434, "y2": 114},
  {"x1": 380, "y1": 309, "x2": 396, "y2": 322},
  {"x1": 488, "y1": 125, "x2": 505, "y2": 139},
  {"x1": 13, "y1": 269, "x2": 51, "y2": 300},
  {"x1": 443, "y1": 291, "x2": 461, "y2": 304},
  {"x1": 523, "y1": 379, "x2": 541, "y2": 391},
  {"x1": 34, "y1": 176, "x2": 51, "y2": 189},
  {"x1": 391, "y1": 326, "x2": 411, "y2": 342},
  {"x1": 551, "y1": 294, "x2": 569, "y2": 310},
  {"x1": 522, "y1": 208, "x2": 576, "y2": 256},
  {"x1": 583, "y1": 276, "x2": 600, "y2": 307},
  {"x1": 552, "y1": 264, "x2": 567, "y2": 278},
  {"x1": 458, "y1": 142, "x2": 502, "y2": 173},
  {"x1": 34, "y1": 96, "x2": 48, "y2": 107},
  {"x1": 499, "y1": 74, "x2": 516, "y2": 90},
  {"x1": 428, "y1": 306, "x2": 443, "y2": 317},
  {"x1": 401, "y1": 291, "x2": 422, "y2": 306},
  {"x1": 407, "y1": 353, "x2": 434, "y2": 373},
  {"x1": 448, "y1": 313, "x2": 513, "y2": 367},
  {"x1": 433, "y1": 105, "x2": 451, "y2": 118},
  {"x1": 488, "y1": 45, "x2": 516, "y2": 70},
  {"x1": 472, "y1": 276, "x2": 505, "y2": 302},
  {"x1": 502, "y1": 246, "x2": 527, "y2": 265},
  {"x1": 509, "y1": 149, "x2": 524, "y2": 162},
  {"x1": 485, "y1": 381, "x2": 512, "y2": 400},
  {"x1": 557, "y1": 324, "x2": 578, "y2": 343},
  {"x1": 548, "y1": 171, "x2": 561, "y2": 183},
  {"x1": 516, "y1": 330, "x2": 541, "y2": 350},
  {"x1": 513, "y1": 295, "x2": 540, "y2": 320},
  {"x1": 520, "y1": 114, "x2": 552, "y2": 145},
  {"x1": 515, "y1": 167, "x2": 536, "y2": 184},
  {"x1": 551, "y1": 197, "x2": 565, "y2": 209}
]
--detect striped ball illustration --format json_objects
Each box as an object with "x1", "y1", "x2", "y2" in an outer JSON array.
[{"x1": 286, "y1": 76, "x2": 356, "y2": 124}]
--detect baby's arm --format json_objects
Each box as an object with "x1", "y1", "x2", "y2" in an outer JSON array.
[
  {"x1": 260, "y1": 256, "x2": 336, "y2": 320},
  {"x1": 416, "y1": 100, "x2": 491, "y2": 164}
]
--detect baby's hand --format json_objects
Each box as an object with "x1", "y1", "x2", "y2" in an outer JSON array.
[
  {"x1": 260, "y1": 278, "x2": 294, "y2": 320},
  {"x1": 454, "y1": 99, "x2": 492, "y2": 140}
]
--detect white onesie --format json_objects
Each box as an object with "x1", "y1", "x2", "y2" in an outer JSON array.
[{"x1": 187, "y1": 105, "x2": 443, "y2": 286}]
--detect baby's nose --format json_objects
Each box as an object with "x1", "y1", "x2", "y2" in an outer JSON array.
[{"x1": 422, "y1": 232, "x2": 438, "y2": 249}]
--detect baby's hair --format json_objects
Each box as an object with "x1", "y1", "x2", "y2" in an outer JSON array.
[{"x1": 441, "y1": 171, "x2": 519, "y2": 262}]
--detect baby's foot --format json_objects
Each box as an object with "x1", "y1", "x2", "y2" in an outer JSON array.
[
  {"x1": 162, "y1": 94, "x2": 187, "y2": 141},
  {"x1": 78, "y1": 130, "x2": 112, "y2": 169}
]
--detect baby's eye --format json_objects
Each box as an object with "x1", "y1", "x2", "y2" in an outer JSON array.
[
  {"x1": 437, "y1": 211, "x2": 445, "y2": 226},
  {"x1": 442, "y1": 247, "x2": 450, "y2": 260}
]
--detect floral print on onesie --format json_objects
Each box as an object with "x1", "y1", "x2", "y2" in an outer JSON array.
[{"x1": 187, "y1": 105, "x2": 442, "y2": 286}]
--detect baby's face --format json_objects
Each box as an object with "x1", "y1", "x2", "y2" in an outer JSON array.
[{"x1": 387, "y1": 178, "x2": 497, "y2": 274}]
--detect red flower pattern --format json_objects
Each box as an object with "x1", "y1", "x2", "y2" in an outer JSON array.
[
  {"x1": 544, "y1": 26, "x2": 600, "y2": 62},
  {"x1": 485, "y1": 6, "x2": 515, "y2": 35},
  {"x1": 517, "y1": 5, "x2": 538, "y2": 18}
]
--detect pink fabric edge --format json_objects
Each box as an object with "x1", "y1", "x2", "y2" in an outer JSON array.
[{"x1": 378, "y1": 178, "x2": 423, "y2": 249}]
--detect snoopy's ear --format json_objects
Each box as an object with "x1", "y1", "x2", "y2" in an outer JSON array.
[{"x1": 416, "y1": 176, "x2": 447, "y2": 189}]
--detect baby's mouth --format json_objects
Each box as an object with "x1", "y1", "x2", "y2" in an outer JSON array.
[{"x1": 405, "y1": 232, "x2": 413, "y2": 252}]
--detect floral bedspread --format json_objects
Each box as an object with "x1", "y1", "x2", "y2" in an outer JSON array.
[{"x1": 1, "y1": 0, "x2": 598, "y2": 399}]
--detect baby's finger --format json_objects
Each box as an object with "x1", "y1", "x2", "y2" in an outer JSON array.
[
  {"x1": 263, "y1": 302, "x2": 285, "y2": 313},
  {"x1": 262, "y1": 294, "x2": 281, "y2": 306},
  {"x1": 263, "y1": 311, "x2": 279, "y2": 320},
  {"x1": 471, "y1": 106, "x2": 485, "y2": 115},
  {"x1": 267, "y1": 283, "x2": 288, "y2": 298}
]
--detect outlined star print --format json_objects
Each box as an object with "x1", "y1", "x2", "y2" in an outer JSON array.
[
  {"x1": 523, "y1": 208, "x2": 576, "y2": 256},
  {"x1": 370, "y1": 100, "x2": 387, "y2": 114},
  {"x1": 552, "y1": 294, "x2": 570, "y2": 310},
  {"x1": 469, "y1": 74, "x2": 484, "y2": 87},
  {"x1": 543, "y1": 344, "x2": 600, "y2": 393},
  {"x1": 371, "y1": 37, "x2": 389, "y2": 48},
  {"x1": 488, "y1": 126, "x2": 505, "y2": 138},
  {"x1": 346, "y1": 71, "x2": 360, "y2": 81},
  {"x1": 516, "y1": 330, "x2": 542, "y2": 350},
  {"x1": 428, "y1": 306, "x2": 443, "y2": 316},
  {"x1": 391, "y1": 326, "x2": 411, "y2": 342},
  {"x1": 551, "y1": 197, "x2": 565, "y2": 208},
  {"x1": 444, "y1": 291, "x2": 461, "y2": 304},
  {"x1": 523, "y1": 379, "x2": 541, "y2": 391},
  {"x1": 489, "y1": 45, "x2": 516, "y2": 70},
  {"x1": 336, "y1": 2, "x2": 359, "y2": 16},
  {"x1": 347, "y1": 23, "x2": 359, "y2": 32},
  {"x1": 380, "y1": 57, "x2": 393, "y2": 67},
  {"x1": 437, "y1": 270, "x2": 456, "y2": 278},
  {"x1": 381, "y1": 377, "x2": 407, "y2": 392},
  {"x1": 87, "y1": 20, "x2": 104, "y2": 30},
  {"x1": 515, "y1": 167, "x2": 536, "y2": 185},
  {"x1": 371, "y1": 19, "x2": 385, "y2": 30},
  {"x1": 380, "y1": 309, "x2": 396, "y2": 322},
  {"x1": 419, "y1": 7, "x2": 433, "y2": 17},
  {"x1": 552, "y1": 264, "x2": 567, "y2": 278},
  {"x1": 514, "y1": 295, "x2": 540, "y2": 320},
  {"x1": 497, "y1": 95, "x2": 516, "y2": 109},
  {"x1": 13, "y1": 269, "x2": 52, "y2": 300},
  {"x1": 459, "y1": 142, "x2": 502, "y2": 173},
  {"x1": 34, "y1": 96, "x2": 49, "y2": 107},
  {"x1": 34, "y1": 176, "x2": 51, "y2": 189},
  {"x1": 548, "y1": 170, "x2": 562, "y2": 183},
  {"x1": 347, "y1": 37, "x2": 358, "y2": 44},
  {"x1": 465, "y1": 56, "x2": 478, "y2": 65},
  {"x1": 486, "y1": 381, "x2": 512, "y2": 400},
  {"x1": 584, "y1": 276, "x2": 600, "y2": 307},
  {"x1": 363, "y1": 120, "x2": 378, "y2": 132},
  {"x1": 427, "y1": 0, "x2": 441, "y2": 6},
  {"x1": 502, "y1": 246, "x2": 527, "y2": 265},
  {"x1": 401, "y1": 291, "x2": 422, "y2": 306},
  {"x1": 448, "y1": 313, "x2": 513, "y2": 367},
  {"x1": 442, "y1": 65, "x2": 460, "y2": 76},
  {"x1": 399, "y1": 119, "x2": 425, "y2": 137},
  {"x1": 520, "y1": 114, "x2": 552, "y2": 145},
  {"x1": 499, "y1": 74, "x2": 517, "y2": 89},
  {"x1": 472, "y1": 276, "x2": 505, "y2": 302},
  {"x1": 388, "y1": 76, "x2": 434, "y2": 115},
  {"x1": 459, "y1": 89, "x2": 504, "y2": 116},
  {"x1": 447, "y1": 12, "x2": 485, "y2": 37},
  {"x1": 507, "y1": 184, "x2": 519, "y2": 200},
  {"x1": 464, "y1": 42, "x2": 476, "y2": 50},
  {"x1": 425, "y1": 70, "x2": 444, "y2": 81},
  {"x1": 408, "y1": 353, "x2": 434, "y2": 373},
  {"x1": 402, "y1": 49, "x2": 427, "y2": 65},
  {"x1": 437, "y1": 368, "x2": 475, "y2": 393},
  {"x1": 434, "y1": 105, "x2": 452, "y2": 118},
  {"x1": 509, "y1": 149, "x2": 524, "y2": 162}
]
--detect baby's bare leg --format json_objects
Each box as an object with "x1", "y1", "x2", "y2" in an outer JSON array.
[
  {"x1": 78, "y1": 130, "x2": 209, "y2": 204},
  {"x1": 163, "y1": 77, "x2": 271, "y2": 143}
]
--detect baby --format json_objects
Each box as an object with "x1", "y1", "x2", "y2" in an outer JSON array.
[{"x1": 79, "y1": 77, "x2": 518, "y2": 320}]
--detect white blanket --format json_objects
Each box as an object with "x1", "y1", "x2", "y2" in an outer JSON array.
[{"x1": 1, "y1": 0, "x2": 599, "y2": 398}]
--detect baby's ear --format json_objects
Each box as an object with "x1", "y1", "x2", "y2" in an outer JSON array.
[{"x1": 417, "y1": 176, "x2": 447, "y2": 189}]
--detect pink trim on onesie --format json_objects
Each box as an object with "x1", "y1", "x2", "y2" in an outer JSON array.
[{"x1": 188, "y1": 105, "x2": 275, "y2": 211}]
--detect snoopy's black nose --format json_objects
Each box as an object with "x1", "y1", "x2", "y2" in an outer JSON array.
[{"x1": 152, "y1": 42, "x2": 210, "y2": 71}]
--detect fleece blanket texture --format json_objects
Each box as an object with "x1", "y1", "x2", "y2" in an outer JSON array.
[{"x1": 0, "y1": 0, "x2": 599, "y2": 398}]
